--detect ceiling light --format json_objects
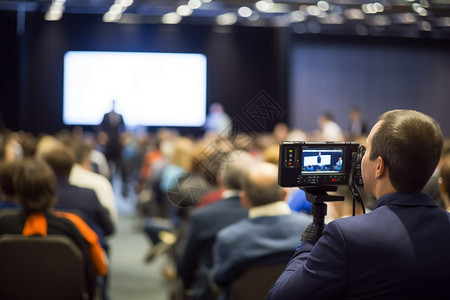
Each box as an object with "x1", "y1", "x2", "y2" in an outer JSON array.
[
  {"x1": 307, "y1": 5, "x2": 321, "y2": 16},
  {"x1": 116, "y1": 0, "x2": 133, "y2": 7},
  {"x1": 45, "y1": 9, "x2": 63, "y2": 21},
  {"x1": 188, "y1": 0, "x2": 202, "y2": 9},
  {"x1": 103, "y1": 11, "x2": 121, "y2": 22},
  {"x1": 290, "y1": 10, "x2": 306, "y2": 22},
  {"x1": 317, "y1": 1, "x2": 330, "y2": 12},
  {"x1": 419, "y1": 20, "x2": 432, "y2": 31},
  {"x1": 238, "y1": 6, "x2": 252, "y2": 18},
  {"x1": 177, "y1": 5, "x2": 193, "y2": 16},
  {"x1": 162, "y1": 12, "x2": 182, "y2": 24},
  {"x1": 110, "y1": 4, "x2": 125, "y2": 14},
  {"x1": 255, "y1": 0, "x2": 273, "y2": 12},
  {"x1": 345, "y1": 8, "x2": 365, "y2": 20},
  {"x1": 216, "y1": 12, "x2": 237, "y2": 25},
  {"x1": 420, "y1": 0, "x2": 429, "y2": 8}
]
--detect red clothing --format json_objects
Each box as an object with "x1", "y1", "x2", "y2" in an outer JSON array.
[
  {"x1": 196, "y1": 188, "x2": 224, "y2": 208},
  {"x1": 22, "y1": 211, "x2": 108, "y2": 276}
]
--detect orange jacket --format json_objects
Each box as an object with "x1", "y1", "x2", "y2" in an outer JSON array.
[{"x1": 22, "y1": 211, "x2": 108, "y2": 276}]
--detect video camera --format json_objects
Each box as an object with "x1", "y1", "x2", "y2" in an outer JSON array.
[
  {"x1": 278, "y1": 142, "x2": 365, "y2": 241},
  {"x1": 278, "y1": 141, "x2": 363, "y2": 188}
]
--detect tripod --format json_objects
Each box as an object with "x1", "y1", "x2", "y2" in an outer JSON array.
[{"x1": 301, "y1": 186, "x2": 344, "y2": 241}]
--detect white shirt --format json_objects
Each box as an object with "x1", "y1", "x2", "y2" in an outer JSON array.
[
  {"x1": 323, "y1": 121, "x2": 344, "y2": 141},
  {"x1": 69, "y1": 164, "x2": 118, "y2": 222},
  {"x1": 249, "y1": 201, "x2": 292, "y2": 219}
]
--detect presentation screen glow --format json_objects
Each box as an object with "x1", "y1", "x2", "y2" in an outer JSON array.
[{"x1": 63, "y1": 51, "x2": 207, "y2": 127}]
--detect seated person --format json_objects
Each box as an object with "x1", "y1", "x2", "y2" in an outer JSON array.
[
  {"x1": 177, "y1": 151, "x2": 252, "y2": 300},
  {"x1": 334, "y1": 157, "x2": 343, "y2": 171},
  {"x1": 41, "y1": 146, "x2": 114, "y2": 238},
  {"x1": 0, "y1": 158, "x2": 108, "y2": 300},
  {"x1": 212, "y1": 162, "x2": 312, "y2": 299}
]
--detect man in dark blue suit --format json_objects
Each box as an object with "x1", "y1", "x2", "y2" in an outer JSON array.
[{"x1": 268, "y1": 109, "x2": 450, "y2": 299}]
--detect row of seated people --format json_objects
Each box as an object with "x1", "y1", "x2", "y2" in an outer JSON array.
[
  {"x1": 133, "y1": 128, "x2": 376, "y2": 299},
  {"x1": 135, "y1": 129, "x2": 450, "y2": 300},
  {"x1": 0, "y1": 158, "x2": 108, "y2": 300},
  {"x1": 2, "y1": 124, "x2": 449, "y2": 300},
  {"x1": 0, "y1": 131, "x2": 117, "y2": 300}
]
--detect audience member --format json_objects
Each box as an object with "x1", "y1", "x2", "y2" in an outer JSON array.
[
  {"x1": 272, "y1": 122, "x2": 289, "y2": 144},
  {"x1": 347, "y1": 106, "x2": 367, "y2": 140},
  {"x1": 212, "y1": 162, "x2": 311, "y2": 299},
  {"x1": 177, "y1": 150, "x2": 253, "y2": 299},
  {"x1": 41, "y1": 146, "x2": 114, "y2": 238},
  {"x1": 204, "y1": 103, "x2": 232, "y2": 137},
  {"x1": 317, "y1": 112, "x2": 344, "y2": 141},
  {"x1": 268, "y1": 109, "x2": 450, "y2": 299},
  {"x1": 0, "y1": 158, "x2": 108, "y2": 300},
  {"x1": 66, "y1": 138, "x2": 118, "y2": 223}
]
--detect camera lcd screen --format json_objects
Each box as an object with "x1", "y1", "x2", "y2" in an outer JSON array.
[{"x1": 301, "y1": 148, "x2": 345, "y2": 174}]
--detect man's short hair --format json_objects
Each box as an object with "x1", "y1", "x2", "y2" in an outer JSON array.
[
  {"x1": 41, "y1": 146, "x2": 76, "y2": 178},
  {"x1": 14, "y1": 158, "x2": 57, "y2": 213},
  {"x1": 370, "y1": 109, "x2": 443, "y2": 192},
  {"x1": 243, "y1": 163, "x2": 283, "y2": 207},
  {"x1": 221, "y1": 151, "x2": 254, "y2": 190}
]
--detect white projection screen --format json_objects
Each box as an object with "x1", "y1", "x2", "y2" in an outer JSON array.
[{"x1": 63, "y1": 51, "x2": 207, "y2": 127}]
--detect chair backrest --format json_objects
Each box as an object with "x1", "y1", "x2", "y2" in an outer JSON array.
[
  {"x1": 0, "y1": 234, "x2": 88, "y2": 300},
  {"x1": 229, "y1": 263, "x2": 286, "y2": 300}
]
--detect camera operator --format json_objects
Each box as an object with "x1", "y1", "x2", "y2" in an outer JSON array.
[{"x1": 268, "y1": 109, "x2": 450, "y2": 300}]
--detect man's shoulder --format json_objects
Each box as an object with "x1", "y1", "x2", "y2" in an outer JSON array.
[
  {"x1": 60, "y1": 183, "x2": 97, "y2": 197},
  {"x1": 193, "y1": 196, "x2": 244, "y2": 217},
  {"x1": 70, "y1": 166, "x2": 112, "y2": 189},
  {"x1": 217, "y1": 218, "x2": 252, "y2": 242}
]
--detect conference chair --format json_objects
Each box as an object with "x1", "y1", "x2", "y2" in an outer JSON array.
[
  {"x1": 0, "y1": 234, "x2": 89, "y2": 300},
  {"x1": 228, "y1": 263, "x2": 286, "y2": 300}
]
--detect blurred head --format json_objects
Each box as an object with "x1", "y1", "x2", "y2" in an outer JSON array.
[
  {"x1": 0, "y1": 160, "x2": 22, "y2": 202},
  {"x1": 262, "y1": 144, "x2": 280, "y2": 165},
  {"x1": 362, "y1": 109, "x2": 442, "y2": 196},
  {"x1": 349, "y1": 106, "x2": 362, "y2": 121},
  {"x1": 220, "y1": 150, "x2": 254, "y2": 190},
  {"x1": 242, "y1": 162, "x2": 285, "y2": 208},
  {"x1": 318, "y1": 113, "x2": 333, "y2": 129},
  {"x1": 170, "y1": 137, "x2": 194, "y2": 172},
  {"x1": 209, "y1": 103, "x2": 224, "y2": 114},
  {"x1": 13, "y1": 158, "x2": 57, "y2": 213},
  {"x1": 41, "y1": 146, "x2": 76, "y2": 179}
]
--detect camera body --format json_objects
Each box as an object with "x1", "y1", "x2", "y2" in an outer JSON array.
[{"x1": 278, "y1": 141, "x2": 363, "y2": 188}]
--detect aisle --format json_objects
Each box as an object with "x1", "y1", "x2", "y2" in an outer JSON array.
[{"x1": 107, "y1": 178, "x2": 170, "y2": 300}]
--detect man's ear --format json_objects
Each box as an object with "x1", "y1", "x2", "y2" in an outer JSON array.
[
  {"x1": 375, "y1": 156, "x2": 386, "y2": 179},
  {"x1": 240, "y1": 191, "x2": 251, "y2": 209}
]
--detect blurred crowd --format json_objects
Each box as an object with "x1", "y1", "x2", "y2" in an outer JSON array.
[{"x1": 1, "y1": 106, "x2": 449, "y2": 300}]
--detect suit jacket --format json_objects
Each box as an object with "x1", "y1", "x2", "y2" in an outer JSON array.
[
  {"x1": 268, "y1": 192, "x2": 450, "y2": 300},
  {"x1": 178, "y1": 195, "x2": 248, "y2": 292},
  {"x1": 212, "y1": 212, "x2": 312, "y2": 288},
  {"x1": 56, "y1": 177, "x2": 114, "y2": 237}
]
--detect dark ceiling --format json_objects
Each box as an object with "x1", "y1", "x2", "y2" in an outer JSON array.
[{"x1": 1, "y1": 0, "x2": 450, "y2": 38}]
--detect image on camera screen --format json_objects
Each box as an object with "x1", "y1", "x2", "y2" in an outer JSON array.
[{"x1": 301, "y1": 148, "x2": 345, "y2": 174}]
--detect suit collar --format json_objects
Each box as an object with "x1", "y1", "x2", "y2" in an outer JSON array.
[{"x1": 374, "y1": 192, "x2": 437, "y2": 209}]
